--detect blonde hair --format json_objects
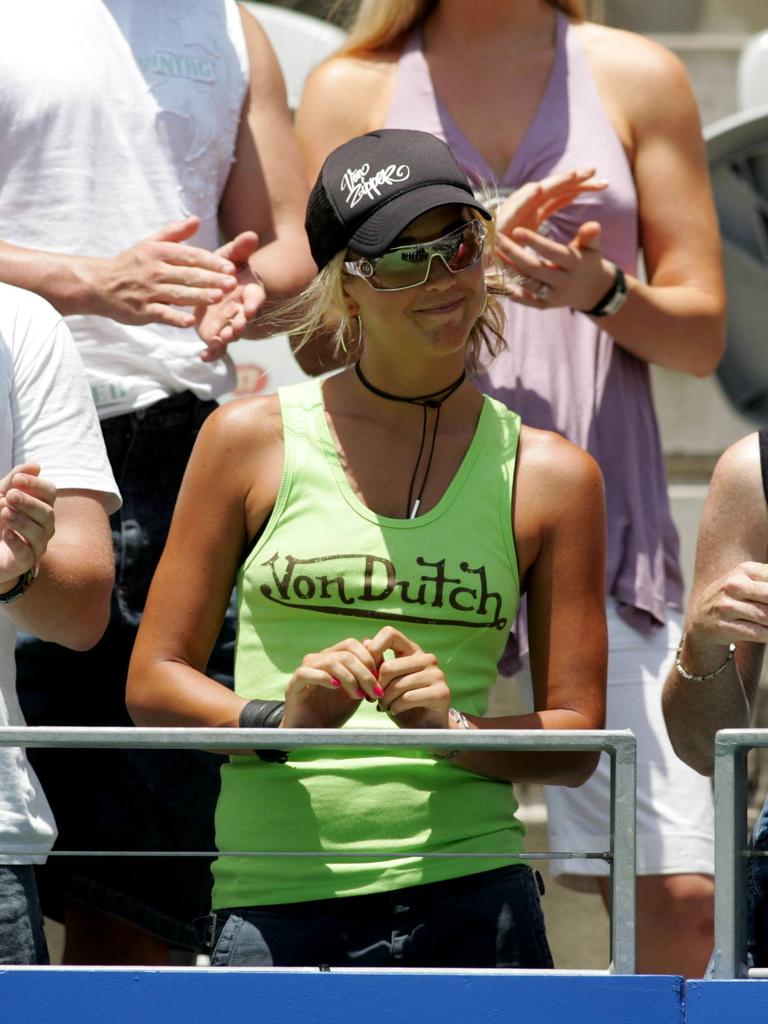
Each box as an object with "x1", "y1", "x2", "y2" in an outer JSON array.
[
  {"x1": 339, "y1": 0, "x2": 588, "y2": 57},
  {"x1": 282, "y1": 212, "x2": 508, "y2": 375}
]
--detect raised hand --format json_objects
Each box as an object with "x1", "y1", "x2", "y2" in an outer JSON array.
[
  {"x1": 282, "y1": 637, "x2": 382, "y2": 729},
  {"x1": 86, "y1": 215, "x2": 238, "y2": 329},
  {"x1": 0, "y1": 464, "x2": 56, "y2": 594},
  {"x1": 365, "y1": 626, "x2": 450, "y2": 731},
  {"x1": 195, "y1": 230, "x2": 266, "y2": 361},
  {"x1": 500, "y1": 218, "x2": 616, "y2": 312},
  {"x1": 494, "y1": 167, "x2": 607, "y2": 261}
]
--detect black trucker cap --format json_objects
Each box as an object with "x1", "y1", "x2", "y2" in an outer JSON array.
[{"x1": 305, "y1": 128, "x2": 492, "y2": 270}]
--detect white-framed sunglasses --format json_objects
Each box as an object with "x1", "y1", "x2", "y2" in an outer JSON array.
[{"x1": 343, "y1": 220, "x2": 487, "y2": 291}]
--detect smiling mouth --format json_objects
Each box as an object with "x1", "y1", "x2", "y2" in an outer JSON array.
[{"x1": 416, "y1": 297, "x2": 465, "y2": 314}]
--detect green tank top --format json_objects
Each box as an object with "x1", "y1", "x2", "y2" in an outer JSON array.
[{"x1": 212, "y1": 378, "x2": 525, "y2": 909}]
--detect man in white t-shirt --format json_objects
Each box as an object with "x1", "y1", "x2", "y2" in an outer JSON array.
[
  {"x1": 0, "y1": 1, "x2": 314, "y2": 964},
  {"x1": 0, "y1": 283, "x2": 119, "y2": 964}
]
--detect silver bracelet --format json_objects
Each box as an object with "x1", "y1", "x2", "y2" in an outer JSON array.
[
  {"x1": 433, "y1": 707, "x2": 471, "y2": 761},
  {"x1": 674, "y1": 640, "x2": 736, "y2": 682}
]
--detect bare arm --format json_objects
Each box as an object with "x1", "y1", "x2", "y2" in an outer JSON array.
[
  {"x1": 0, "y1": 219, "x2": 240, "y2": 331},
  {"x1": 127, "y1": 397, "x2": 283, "y2": 728},
  {"x1": 508, "y1": 32, "x2": 724, "y2": 376},
  {"x1": 662, "y1": 434, "x2": 768, "y2": 776},
  {"x1": 195, "y1": 5, "x2": 318, "y2": 354},
  {"x1": 0, "y1": 466, "x2": 114, "y2": 649},
  {"x1": 366, "y1": 431, "x2": 607, "y2": 786},
  {"x1": 447, "y1": 431, "x2": 607, "y2": 784}
]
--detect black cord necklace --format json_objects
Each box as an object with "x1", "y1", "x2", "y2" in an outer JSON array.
[{"x1": 355, "y1": 361, "x2": 466, "y2": 519}]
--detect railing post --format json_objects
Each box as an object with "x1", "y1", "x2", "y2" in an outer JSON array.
[
  {"x1": 609, "y1": 736, "x2": 636, "y2": 974},
  {"x1": 712, "y1": 733, "x2": 749, "y2": 979}
]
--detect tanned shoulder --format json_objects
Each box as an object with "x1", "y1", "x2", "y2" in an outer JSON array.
[
  {"x1": 518, "y1": 425, "x2": 604, "y2": 520},
  {"x1": 697, "y1": 433, "x2": 768, "y2": 565},
  {"x1": 296, "y1": 53, "x2": 399, "y2": 177},
  {"x1": 575, "y1": 22, "x2": 700, "y2": 157}
]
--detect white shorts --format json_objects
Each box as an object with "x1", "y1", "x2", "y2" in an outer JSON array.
[{"x1": 488, "y1": 603, "x2": 715, "y2": 891}]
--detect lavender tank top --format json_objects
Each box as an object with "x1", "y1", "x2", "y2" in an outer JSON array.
[{"x1": 385, "y1": 12, "x2": 683, "y2": 651}]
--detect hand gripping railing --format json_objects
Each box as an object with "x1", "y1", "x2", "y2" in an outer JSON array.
[
  {"x1": 0, "y1": 726, "x2": 636, "y2": 973},
  {"x1": 712, "y1": 728, "x2": 768, "y2": 979}
]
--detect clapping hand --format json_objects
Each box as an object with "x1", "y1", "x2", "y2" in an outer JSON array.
[
  {"x1": 495, "y1": 168, "x2": 606, "y2": 247},
  {"x1": 87, "y1": 216, "x2": 238, "y2": 329},
  {"x1": 195, "y1": 231, "x2": 266, "y2": 361},
  {"x1": 493, "y1": 169, "x2": 614, "y2": 311},
  {"x1": 501, "y1": 219, "x2": 615, "y2": 311},
  {"x1": 0, "y1": 464, "x2": 55, "y2": 595}
]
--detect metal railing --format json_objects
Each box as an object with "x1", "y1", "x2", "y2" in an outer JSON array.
[
  {"x1": 0, "y1": 726, "x2": 637, "y2": 973},
  {"x1": 712, "y1": 728, "x2": 768, "y2": 979}
]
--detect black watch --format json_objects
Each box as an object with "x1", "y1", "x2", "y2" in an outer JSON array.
[
  {"x1": 580, "y1": 264, "x2": 628, "y2": 318},
  {"x1": 0, "y1": 568, "x2": 35, "y2": 604}
]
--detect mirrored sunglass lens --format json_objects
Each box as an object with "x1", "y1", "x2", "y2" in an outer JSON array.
[
  {"x1": 369, "y1": 250, "x2": 429, "y2": 288},
  {"x1": 444, "y1": 226, "x2": 482, "y2": 270}
]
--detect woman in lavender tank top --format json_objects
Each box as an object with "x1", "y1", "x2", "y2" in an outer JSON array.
[{"x1": 296, "y1": 0, "x2": 725, "y2": 976}]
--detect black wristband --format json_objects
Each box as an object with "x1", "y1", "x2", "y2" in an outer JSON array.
[
  {"x1": 239, "y1": 699, "x2": 285, "y2": 729},
  {"x1": 578, "y1": 264, "x2": 627, "y2": 318},
  {"x1": 239, "y1": 699, "x2": 288, "y2": 763}
]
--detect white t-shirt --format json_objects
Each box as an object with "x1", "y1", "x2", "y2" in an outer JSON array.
[
  {"x1": 0, "y1": 283, "x2": 120, "y2": 863},
  {"x1": 0, "y1": 0, "x2": 249, "y2": 419}
]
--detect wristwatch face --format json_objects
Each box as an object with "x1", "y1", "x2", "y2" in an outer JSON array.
[
  {"x1": 602, "y1": 288, "x2": 628, "y2": 317},
  {"x1": 593, "y1": 266, "x2": 628, "y2": 318}
]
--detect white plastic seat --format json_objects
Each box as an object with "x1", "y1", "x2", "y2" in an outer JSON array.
[
  {"x1": 242, "y1": 2, "x2": 346, "y2": 112},
  {"x1": 705, "y1": 106, "x2": 768, "y2": 423},
  {"x1": 739, "y1": 30, "x2": 768, "y2": 111}
]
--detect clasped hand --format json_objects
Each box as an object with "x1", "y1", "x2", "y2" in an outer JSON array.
[
  {"x1": 283, "y1": 625, "x2": 450, "y2": 732},
  {"x1": 0, "y1": 464, "x2": 55, "y2": 594}
]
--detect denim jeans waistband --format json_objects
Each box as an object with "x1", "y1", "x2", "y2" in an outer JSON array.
[{"x1": 101, "y1": 391, "x2": 217, "y2": 433}]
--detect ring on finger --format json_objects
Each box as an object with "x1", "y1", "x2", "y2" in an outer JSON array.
[{"x1": 535, "y1": 283, "x2": 550, "y2": 303}]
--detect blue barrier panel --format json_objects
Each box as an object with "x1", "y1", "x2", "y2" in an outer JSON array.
[
  {"x1": 685, "y1": 980, "x2": 768, "y2": 1021},
  {"x1": 0, "y1": 970, "x2": 684, "y2": 1024}
]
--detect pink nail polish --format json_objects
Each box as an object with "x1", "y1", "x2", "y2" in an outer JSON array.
[
  {"x1": 331, "y1": 678, "x2": 341, "y2": 689},
  {"x1": 374, "y1": 683, "x2": 384, "y2": 698}
]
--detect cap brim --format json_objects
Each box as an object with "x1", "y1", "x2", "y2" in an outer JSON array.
[{"x1": 347, "y1": 184, "x2": 491, "y2": 257}]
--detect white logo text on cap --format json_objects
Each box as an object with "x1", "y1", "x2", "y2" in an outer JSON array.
[{"x1": 341, "y1": 163, "x2": 411, "y2": 208}]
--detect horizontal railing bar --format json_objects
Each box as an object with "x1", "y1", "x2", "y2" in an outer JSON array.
[
  {"x1": 0, "y1": 726, "x2": 633, "y2": 753},
  {"x1": 0, "y1": 849, "x2": 610, "y2": 860},
  {"x1": 715, "y1": 729, "x2": 768, "y2": 752},
  {"x1": 3, "y1": 726, "x2": 636, "y2": 971}
]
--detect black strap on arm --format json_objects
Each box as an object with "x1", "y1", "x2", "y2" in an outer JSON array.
[
  {"x1": 759, "y1": 430, "x2": 768, "y2": 508},
  {"x1": 239, "y1": 700, "x2": 288, "y2": 763}
]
